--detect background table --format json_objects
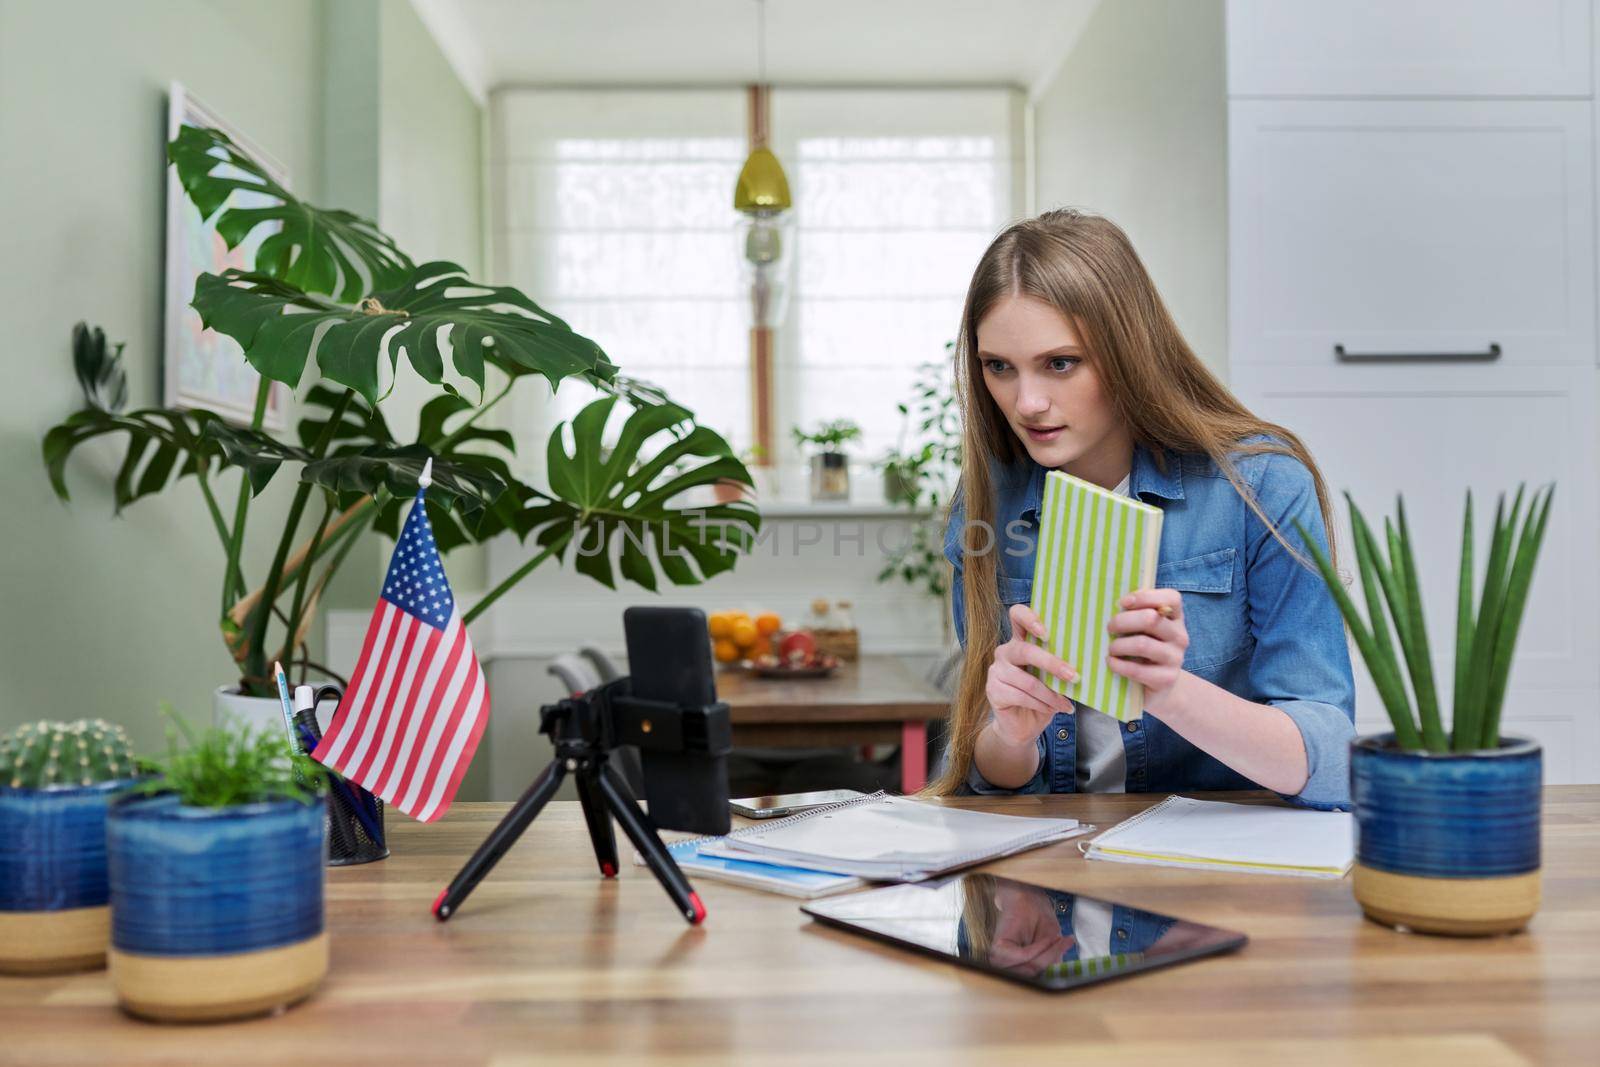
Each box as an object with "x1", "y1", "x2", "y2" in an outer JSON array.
[
  {"x1": 3, "y1": 789, "x2": 1595, "y2": 1065},
  {"x1": 715, "y1": 654, "x2": 948, "y2": 791}
]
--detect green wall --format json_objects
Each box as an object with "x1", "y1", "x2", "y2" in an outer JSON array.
[
  {"x1": 377, "y1": 0, "x2": 490, "y2": 593},
  {"x1": 1031, "y1": 0, "x2": 1228, "y2": 377},
  {"x1": 0, "y1": 0, "x2": 485, "y2": 753}
]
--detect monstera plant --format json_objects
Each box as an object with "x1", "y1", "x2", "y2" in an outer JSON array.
[{"x1": 43, "y1": 126, "x2": 758, "y2": 697}]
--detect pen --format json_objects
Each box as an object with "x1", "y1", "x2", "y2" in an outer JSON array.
[
  {"x1": 296, "y1": 722, "x2": 358, "y2": 857},
  {"x1": 272, "y1": 661, "x2": 300, "y2": 749}
]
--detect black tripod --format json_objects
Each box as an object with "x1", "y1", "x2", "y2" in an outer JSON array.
[{"x1": 431, "y1": 677, "x2": 726, "y2": 926}]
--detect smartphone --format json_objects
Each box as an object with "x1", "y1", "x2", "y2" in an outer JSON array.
[
  {"x1": 622, "y1": 606, "x2": 731, "y2": 837},
  {"x1": 730, "y1": 789, "x2": 866, "y2": 819}
]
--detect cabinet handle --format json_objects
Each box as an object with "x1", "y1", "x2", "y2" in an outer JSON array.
[{"x1": 1334, "y1": 343, "x2": 1501, "y2": 363}]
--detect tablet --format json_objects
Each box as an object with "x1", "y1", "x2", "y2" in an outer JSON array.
[{"x1": 802, "y1": 872, "x2": 1246, "y2": 992}]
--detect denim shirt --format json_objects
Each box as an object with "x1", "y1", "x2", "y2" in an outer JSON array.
[{"x1": 944, "y1": 438, "x2": 1356, "y2": 810}]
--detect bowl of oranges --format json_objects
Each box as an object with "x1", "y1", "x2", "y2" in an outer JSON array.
[
  {"x1": 707, "y1": 610, "x2": 783, "y2": 667},
  {"x1": 706, "y1": 611, "x2": 839, "y2": 678}
]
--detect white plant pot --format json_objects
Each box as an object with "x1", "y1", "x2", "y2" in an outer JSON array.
[{"x1": 213, "y1": 686, "x2": 286, "y2": 737}]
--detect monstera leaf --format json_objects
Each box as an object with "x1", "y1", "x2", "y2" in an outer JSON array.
[
  {"x1": 362, "y1": 394, "x2": 523, "y2": 552},
  {"x1": 72, "y1": 322, "x2": 128, "y2": 414},
  {"x1": 168, "y1": 124, "x2": 412, "y2": 301},
  {"x1": 510, "y1": 397, "x2": 759, "y2": 591},
  {"x1": 202, "y1": 422, "x2": 311, "y2": 496},
  {"x1": 43, "y1": 407, "x2": 222, "y2": 512},
  {"x1": 305, "y1": 445, "x2": 509, "y2": 536},
  {"x1": 297, "y1": 383, "x2": 395, "y2": 454},
  {"x1": 284, "y1": 387, "x2": 522, "y2": 553},
  {"x1": 191, "y1": 263, "x2": 615, "y2": 404}
]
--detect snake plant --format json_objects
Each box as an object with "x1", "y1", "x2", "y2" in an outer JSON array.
[{"x1": 1298, "y1": 485, "x2": 1555, "y2": 752}]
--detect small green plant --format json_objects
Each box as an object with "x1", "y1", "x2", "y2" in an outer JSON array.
[
  {"x1": 792, "y1": 419, "x2": 863, "y2": 454},
  {"x1": 875, "y1": 353, "x2": 963, "y2": 600},
  {"x1": 1, "y1": 719, "x2": 138, "y2": 789},
  {"x1": 1298, "y1": 484, "x2": 1555, "y2": 752},
  {"x1": 136, "y1": 706, "x2": 323, "y2": 807}
]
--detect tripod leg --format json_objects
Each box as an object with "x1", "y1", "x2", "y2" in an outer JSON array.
[
  {"x1": 575, "y1": 763, "x2": 620, "y2": 878},
  {"x1": 433, "y1": 758, "x2": 568, "y2": 921},
  {"x1": 596, "y1": 762, "x2": 705, "y2": 925}
]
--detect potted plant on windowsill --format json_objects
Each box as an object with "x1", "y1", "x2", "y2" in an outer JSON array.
[
  {"x1": 713, "y1": 443, "x2": 765, "y2": 503},
  {"x1": 0, "y1": 720, "x2": 140, "y2": 974},
  {"x1": 876, "y1": 357, "x2": 959, "y2": 509},
  {"x1": 874, "y1": 355, "x2": 962, "y2": 647},
  {"x1": 793, "y1": 419, "x2": 862, "y2": 502},
  {"x1": 107, "y1": 712, "x2": 327, "y2": 1022},
  {"x1": 1300, "y1": 484, "x2": 1554, "y2": 936}
]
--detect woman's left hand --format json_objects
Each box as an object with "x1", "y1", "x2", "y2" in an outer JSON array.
[{"x1": 1106, "y1": 588, "x2": 1188, "y2": 712}]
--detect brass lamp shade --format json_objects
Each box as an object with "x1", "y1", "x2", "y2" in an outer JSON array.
[{"x1": 734, "y1": 146, "x2": 791, "y2": 212}]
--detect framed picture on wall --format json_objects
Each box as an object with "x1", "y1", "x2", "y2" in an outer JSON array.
[{"x1": 163, "y1": 81, "x2": 288, "y2": 430}]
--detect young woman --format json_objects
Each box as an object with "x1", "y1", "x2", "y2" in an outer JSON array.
[{"x1": 931, "y1": 209, "x2": 1355, "y2": 810}]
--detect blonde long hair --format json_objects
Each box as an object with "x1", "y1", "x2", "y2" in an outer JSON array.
[{"x1": 928, "y1": 209, "x2": 1336, "y2": 796}]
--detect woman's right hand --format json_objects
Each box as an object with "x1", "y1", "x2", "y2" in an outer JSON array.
[{"x1": 986, "y1": 603, "x2": 1078, "y2": 747}]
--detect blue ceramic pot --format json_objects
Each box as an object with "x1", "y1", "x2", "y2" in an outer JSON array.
[
  {"x1": 0, "y1": 780, "x2": 137, "y2": 973},
  {"x1": 1350, "y1": 733, "x2": 1542, "y2": 936},
  {"x1": 106, "y1": 794, "x2": 328, "y2": 1021}
]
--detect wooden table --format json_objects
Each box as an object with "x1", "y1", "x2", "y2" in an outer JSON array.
[
  {"x1": 4, "y1": 789, "x2": 1596, "y2": 1065},
  {"x1": 715, "y1": 654, "x2": 947, "y2": 791}
]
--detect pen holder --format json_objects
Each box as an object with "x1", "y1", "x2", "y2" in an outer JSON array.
[
  {"x1": 326, "y1": 780, "x2": 387, "y2": 866},
  {"x1": 303, "y1": 685, "x2": 388, "y2": 867}
]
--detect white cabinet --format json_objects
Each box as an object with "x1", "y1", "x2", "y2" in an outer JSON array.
[
  {"x1": 1227, "y1": 0, "x2": 1591, "y2": 97},
  {"x1": 1228, "y1": 363, "x2": 1600, "y2": 783},
  {"x1": 1229, "y1": 99, "x2": 1594, "y2": 368},
  {"x1": 1226, "y1": 2, "x2": 1600, "y2": 782},
  {"x1": 1231, "y1": 364, "x2": 1596, "y2": 686}
]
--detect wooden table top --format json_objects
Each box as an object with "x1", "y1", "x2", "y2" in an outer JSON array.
[
  {"x1": 4, "y1": 788, "x2": 1595, "y2": 1065},
  {"x1": 716, "y1": 653, "x2": 947, "y2": 724}
]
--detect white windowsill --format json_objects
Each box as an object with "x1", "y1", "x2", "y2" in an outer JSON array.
[{"x1": 749, "y1": 500, "x2": 934, "y2": 519}]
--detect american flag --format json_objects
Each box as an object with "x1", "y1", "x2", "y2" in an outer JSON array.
[{"x1": 313, "y1": 484, "x2": 488, "y2": 823}]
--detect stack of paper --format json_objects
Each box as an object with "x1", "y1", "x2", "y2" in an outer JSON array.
[
  {"x1": 701, "y1": 793, "x2": 1088, "y2": 882},
  {"x1": 1083, "y1": 796, "x2": 1354, "y2": 879}
]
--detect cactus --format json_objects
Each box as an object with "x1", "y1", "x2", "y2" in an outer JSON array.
[{"x1": 1, "y1": 719, "x2": 137, "y2": 789}]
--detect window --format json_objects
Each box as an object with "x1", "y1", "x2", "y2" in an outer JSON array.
[
  {"x1": 774, "y1": 89, "x2": 1021, "y2": 466},
  {"x1": 492, "y1": 87, "x2": 1020, "y2": 489}
]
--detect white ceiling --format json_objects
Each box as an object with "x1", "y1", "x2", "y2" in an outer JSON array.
[{"x1": 411, "y1": 0, "x2": 1101, "y2": 102}]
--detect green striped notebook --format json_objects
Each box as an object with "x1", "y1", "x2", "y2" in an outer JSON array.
[{"x1": 1027, "y1": 470, "x2": 1164, "y2": 721}]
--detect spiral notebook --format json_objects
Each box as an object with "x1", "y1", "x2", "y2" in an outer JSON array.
[
  {"x1": 640, "y1": 834, "x2": 867, "y2": 899},
  {"x1": 1029, "y1": 469, "x2": 1164, "y2": 721},
  {"x1": 699, "y1": 792, "x2": 1089, "y2": 882},
  {"x1": 1082, "y1": 796, "x2": 1354, "y2": 879}
]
